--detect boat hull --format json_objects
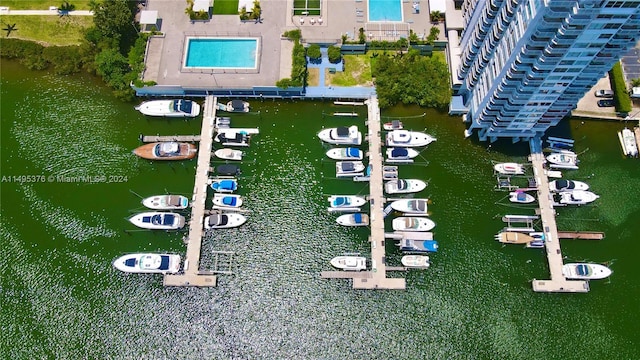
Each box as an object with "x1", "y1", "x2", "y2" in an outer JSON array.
[
  {"x1": 113, "y1": 253, "x2": 181, "y2": 273},
  {"x1": 204, "y1": 213, "x2": 247, "y2": 229},
  {"x1": 336, "y1": 213, "x2": 370, "y2": 227},
  {"x1": 390, "y1": 199, "x2": 429, "y2": 215},
  {"x1": 384, "y1": 179, "x2": 427, "y2": 194},
  {"x1": 214, "y1": 148, "x2": 243, "y2": 161},
  {"x1": 209, "y1": 178, "x2": 238, "y2": 193},
  {"x1": 562, "y1": 263, "x2": 612, "y2": 280},
  {"x1": 558, "y1": 190, "x2": 599, "y2": 205},
  {"x1": 401, "y1": 255, "x2": 430, "y2": 268},
  {"x1": 135, "y1": 99, "x2": 200, "y2": 117},
  {"x1": 392, "y1": 217, "x2": 435, "y2": 231},
  {"x1": 142, "y1": 195, "x2": 189, "y2": 210},
  {"x1": 128, "y1": 212, "x2": 185, "y2": 230},
  {"x1": 212, "y1": 194, "x2": 243, "y2": 208},
  {"x1": 326, "y1": 147, "x2": 363, "y2": 160},
  {"x1": 133, "y1": 142, "x2": 197, "y2": 161},
  {"x1": 330, "y1": 256, "x2": 367, "y2": 271},
  {"x1": 494, "y1": 162, "x2": 524, "y2": 175},
  {"x1": 317, "y1": 126, "x2": 362, "y2": 145}
]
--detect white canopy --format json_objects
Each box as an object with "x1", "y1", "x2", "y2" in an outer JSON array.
[{"x1": 139, "y1": 10, "x2": 158, "y2": 25}]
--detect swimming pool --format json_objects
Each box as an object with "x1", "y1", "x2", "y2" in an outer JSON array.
[
  {"x1": 368, "y1": 0, "x2": 403, "y2": 22},
  {"x1": 184, "y1": 37, "x2": 259, "y2": 69}
]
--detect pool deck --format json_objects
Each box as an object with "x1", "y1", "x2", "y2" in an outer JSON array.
[{"x1": 141, "y1": 0, "x2": 437, "y2": 89}]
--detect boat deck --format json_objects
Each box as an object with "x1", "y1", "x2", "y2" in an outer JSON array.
[
  {"x1": 163, "y1": 96, "x2": 218, "y2": 287},
  {"x1": 529, "y1": 138, "x2": 589, "y2": 293}
]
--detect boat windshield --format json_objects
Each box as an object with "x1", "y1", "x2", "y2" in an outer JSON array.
[
  {"x1": 334, "y1": 197, "x2": 350, "y2": 206},
  {"x1": 347, "y1": 148, "x2": 360, "y2": 158},
  {"x1": 173, "y1": 100, "x2": 193, "y2": 114},
  {"x1": 410, "y1": 200, "x2": 426, "y2": 212},
  {"x1": 341, "y1": 162, "x2": 355, "y2": 172},
  {"x1": 155, "y1": 142, "x2": 180, "y2": 157},
  {"x1": 575, "y1": 264, "x2": 592, "y2": 276}
]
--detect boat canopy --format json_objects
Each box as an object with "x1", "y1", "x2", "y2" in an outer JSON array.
[
  {"x1": 555, "y1": 180, "x2": 574, "y2": 190},
  {"x1": 208, "y1": 215, "x2": 229, "y2": 226},
  {"x1": 212, "y1": 180, "x2": 236, "y2": 190},
  {"x1": 155, "y1": 142, "x2": 179, "y2": 157},
  {"x1": 341, "y1": 162, "x2": 356, "y2": 172},
  {"x1": 347, "y1": 147, "x2": 360, "y2": 157},
  {"x1": 516, "y1": 192, "x2": 528, "y2": 201},
  {"x1": 333, "y1": 197, "x2": 349, "y2": 206},
  {"x1": 174, "y1": 99, "x2": 193, "y2": 114},
  {"x1": 217, "y1": 164, "x2": 239, "y2": 175},
  {"x1": 335, "y1": 127, "x2": 349, "y2": 137},
  {"x1": 391, "y1": 148, "x2": 409, "y2": 157},
  {"x1": 167, "y1": 195, "x2": 183, "y2": 206},
  {"x1": 354, "y1": 213, "x2": 363, "y2": 223},
  {"x1": 231, "y1": 100, "x2": 246, "y2": 111},
  {"x1": 222, "y1": 197, "x2": 237, "y2": 206}
]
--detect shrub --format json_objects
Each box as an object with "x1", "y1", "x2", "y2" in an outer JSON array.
[
  {"x1": 307, "y1": 44, "x2": 322, "y2": 64},
  {"x1": 609, "y1": 61, "x2": 632, "y2": 114},
  {"x1": 327, "y1": 45, "x2": 341, "y2": 64}
]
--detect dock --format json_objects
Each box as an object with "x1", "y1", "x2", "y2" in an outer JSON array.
[
  {"x1": 334, "y1": 101, "x2": 365, "y2": 106},
  {"x1": 529, "y1": 138, "x2": 589, "y2": 293},
  {"x1": 163, "y1": 96, "x2": 218, "y2": 287},
  {"x1": 321, "y1": 96, "x2": 406, "y2": 290},
  {"x1": 557, "y1": 231, "x2": 605, "y2": 240},
  {"x1": 140, "y1": 134, "x2": 201, "y2": 143}
]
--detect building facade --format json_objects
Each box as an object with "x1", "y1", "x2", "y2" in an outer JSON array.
[{"x1": 455, "y1": 0, "x2": 640, "y2": 142}]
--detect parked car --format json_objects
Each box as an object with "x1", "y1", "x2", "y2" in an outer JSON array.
[
  {"x1": 597, "y1": 99, "x2": 615, "y2": 107},
  {"x1": 594, "y1": 89, "x2": 614, "y2": 97}
]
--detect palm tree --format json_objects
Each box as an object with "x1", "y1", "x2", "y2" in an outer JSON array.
[
  {"x1": 59, "y1": 1, "x2": 75, "y2": 16},
  {"x1": 3, "y1": 23, "x2": 17, "y2": 37}
]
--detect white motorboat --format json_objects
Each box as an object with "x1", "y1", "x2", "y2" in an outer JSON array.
[
  {"x1": 336, "y1": 161, "x2": 365, "y2": 177},
  {"x1": 330, "y1": 256, "x2": 367, "y2": 271},
  {"x1": 326, "y1": 147, "x2": 363, "y2": 160},
  {"x1": 209, "y1": 178, "x2": 238, "y2": 193},
  {"x1": 141, "y1": 195, "x2": 189, "y2": 210},
  {"x1": 392, "y1": 217, "x2": 436, "y2": 232},
  {"x1": 219, "y1": 100, "x2": 250, "y2": 113},
  {"x1": 336, "y1": 213, "x2": 370, "y2": 227},
  {"x1": 549, "y1": 179, "x2": 589, "y2": 192},
  {"x1": 327, "y1": 195, "x2": 367, "y2": 211},
  {"x1": 113, "y1": 253, "x2": 181, "y2": 274},
  {"x1": 214, "y1": 132, "x2": 250, "y2": 147},
  {"x1": 620, "y1": 128, "x2": 638, "y2": 157},
  {"x1": 128, "y1": 212, "x2": 185, "y2": 230},
  {"x1": 214, "y1": 148, "x2": 243, "y2": 161},
  {"x1": 398, "y1": 238, "x2": 439, "y2": 253},
  {"x1": 509, "y1": 191, "x2": 536, "y2": 204},
  {"x1": 390, "y1": 199, "x2": 429, "y2": 215},
  {"x1": 562, "y1": 263, "x2": 612, "y2": 280},
  {"x1": 386, "y1": 130, "x2": 436, "y2": 147},
  {"x1": 401, "y1": 255, "x2": 430, "y2": 269},
  {"x1": 494, "y1": 162, "x2": 525, "y2": 175},
  {"x1": 558, "y1": 190, "x2": 599, "y2": 205},
  {"x1": 383, "y1": 120, "x2": 403, "y2": 130},
  {"x1": 317, "y1": 126, "x2": 362, "y2": 145},
  {"x1": 204, "y1": 213, "x2": 247, "y2": 229},
  {"x1": 386, "y1": 148, "x2": 420, "y2": 162},
  {"x1": 135, "y1": 99, "x2": 200, "y2": 117},
  {"x1": 546, "y1": 153, "x2": 579, "y2": 169},
  {"x1": 384, "y1": 179, "x2": 427, "y2": 194},
  {"x1": 212, "y1": 194, "x2": 243, "y2": 208}
]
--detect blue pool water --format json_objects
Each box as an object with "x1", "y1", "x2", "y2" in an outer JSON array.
[
  {"x1": 368, "y1": 0, "x2": 403, "y2": 22},
  {"x1": 184, "y1": 38, "x2": 258, "y2": 68}
]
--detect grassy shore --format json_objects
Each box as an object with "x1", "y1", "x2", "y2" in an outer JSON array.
[{"x1": 0, "y1": 15, "x2": 92, "y2": 45}]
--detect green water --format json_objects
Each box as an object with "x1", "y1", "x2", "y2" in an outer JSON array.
[{"x1": 2, "y1": 59, "x2": 640, "y2": 359}]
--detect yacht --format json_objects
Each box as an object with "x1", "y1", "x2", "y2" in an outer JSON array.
[
  {"x1": 128, "y1": 212, "x2": 185, "y2": 230},
  {"x1": 386, "y1": 130, "x2": 436, "y2": 147},
  {"x1": 549, "y1": 179, "x2": 589, "y2": 192},
  {"x1": 133, "y1": 142, "x2": 197, "y2": 161},
  {"x1": 546, "y1": 153, "x2": 579, "y2": 170},
  {"x1": 317, "y1": 126, "x2": 362, "y2": 145},
  {"x1": 336, "y1": 161, "x2": 366, "y2": 177},
  {"x1": 135, "y1": 99, "x2": 200, "y2": 117},
  {"x1": 141, "y1": 195, "x2": 189, "y2": 210},
  {"x1": 493, "y1": 162, "x2": 525, "y2": 175},
  {"x1": 558, "y1": 190, "x2": 599, "y2": 205},
  {"x1": 562, "y1": 263, "x2": 612, "y2": 280},
  {"x1": 326, "y1": 147, "x2": 363, "y2": 160},
  {"x1": 204, "y1": 213, "x2": 247, "y2": 229},
  {"x1": 113, "y1": 253, "x2": 181, "y2": 273},
  {"x1": 392, "y1": 217, "x2": 435, "y2": 232},
  {"x1": 386, "y1": 148, "x2": 420, "y2": 162},
  {"x1": 390, "y1": 199, "x2": 429, "y2": 215},
  {"x1": 384, "y1": 179, "x2": 427, "y2": 194},
  {"x1": 330, "y1": 256, "x2": 367, "y2": 271}
]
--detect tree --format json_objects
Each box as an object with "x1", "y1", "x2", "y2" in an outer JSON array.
[
  {"x1": 327, "y1": 45, "x2": 341, "y2": 64},
  {"x1": 306, "y1": 44, "x2": 322, "y2": 64},
  {"x1": 426, "y1": 26, "x2": 440, "y2": 44},
  {"x1": 59, "y1": 1, "x2": 75, "y2": 16},
  {"x1": 93, "y1": 0, "x2": 132, "y2": 41}
]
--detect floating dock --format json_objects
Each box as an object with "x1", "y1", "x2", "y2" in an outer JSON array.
[
  {"x1": 529, "y1": 137, "x2": 589, "y2": 293},
  {"x1": 334, "y1": 101, "x2": 365, "y2": 106},
  {"x1": 321, "y1": 96, "x2": 406, "y2": 290},
  {"x1": 163, "y1": 96, "x2": 218, "y2": 287}
]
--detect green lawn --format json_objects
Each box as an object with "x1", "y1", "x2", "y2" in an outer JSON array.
[
  {"x1": 0, "y1": 0, "x2": 92, "y2": 10},
  {"x1": 327, "y1": 54, "x2": 373, "y2": 87},
  {"x1": 212, "y1": 0, "x2": 239, "y2": 15},
  {"x1": 0, "y1": 15, "x2": 92, "y2": 45}
]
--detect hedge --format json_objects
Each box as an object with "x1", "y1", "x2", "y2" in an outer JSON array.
[{"x1": 609, "y1": 61, "x2": 632, "y2": 114}]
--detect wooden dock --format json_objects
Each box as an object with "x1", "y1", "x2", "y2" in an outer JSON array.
[
  {"x1": 140, "y1": 134, "x2": 201, "y2": 143},
  {"x1": 321, "y1": 96, "x2": 406, "y2": 290},
  {"x1": 557, "y1": 231, "x2": 605, "y2": 240},
  {"x1": 529, "y1": 138, "x2": 589, "y2": 293},
  {"x1": 163, "y1": 96, "x2": 218, "y2": 287}
]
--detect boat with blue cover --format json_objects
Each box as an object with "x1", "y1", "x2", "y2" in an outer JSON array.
[
  {"x1": 562, "y1": 263, "x2": 612, "y2": 280},
  {"x1": 336, "y1": 213, "x2": 370, "y2": 226},
  {"x1": 135, "y1": 99, "x2": 200, "y2": 118},
  {"x1": 386, "y1": 148, "x2": 419, "y2": 162},
  {"x1": 128, "y1": 211, "x2": 186, "y2": 230},
  {"x1": 326, "y1": 147, "x2": 363, "y2": 160},
  {"x1": 209, "y1": 178, "x2": 238, "y2": 193},
  {"x1": 212, "y1": 194, "x2": 243, "y2": 208},
  {"x1": 398, "y1": 238, "x2": 439, "y2": 253},
  {"x1": 113, "y1": 253, "x2": 181, "y2": 274},
  {"x1": 509, "y1": 191, "x2": 536, "y2": 204}
]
